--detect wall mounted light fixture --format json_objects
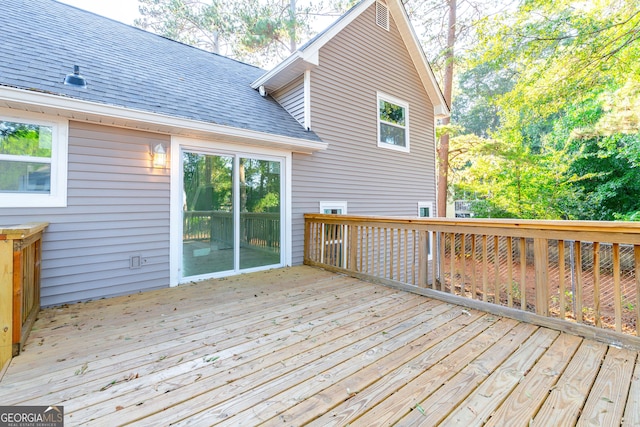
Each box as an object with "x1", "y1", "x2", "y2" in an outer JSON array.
[{"x1": 151, "y1": 143, "x2": 167, "y2": 169}]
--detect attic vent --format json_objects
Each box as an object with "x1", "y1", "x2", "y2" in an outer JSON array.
[{"x1": 376, "y1": 1, "x2": 389, "y2": 31}]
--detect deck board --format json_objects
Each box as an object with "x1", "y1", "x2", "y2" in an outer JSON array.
[
  {"x1": 481, "y1": 333, "x2": 583, "y2": 426},
  {"x1": 1, "y1": 266, "x2": 638, "y2": 426},
  {"x1": 577, "y1": 346, "x2": 637, "y2": 426}
]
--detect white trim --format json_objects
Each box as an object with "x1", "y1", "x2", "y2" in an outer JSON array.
[
  {"x1": 319, "y1": 201, "x2": 347, "y2": 214},
  {"x1": 417, "y1": 201, "x2": 434, "y2": 217},
  {"x1": 170, "y1": 136, "x2": 292, "y2": 287},
  {"x1": 169, "y1": 137, "x2": 181, "y2": 287},
  {"x1": 377, "y1": 92, "x2": 410, "y2": 153},
  {"x1": 0, "y1": 154, "x2": 51, "y2": 163},
  {"x1": 0, "y1": 86, "x2": 327, "y2": 154},
  {"x1": 304, "y1": 70, "x2": 311, "y2": 131},
  {"x1": 284, "y1": 152, "x2": 293, "y2": 267},
  {"x1": 0, "y1": 109, "x2": 68, "y2": 208}
]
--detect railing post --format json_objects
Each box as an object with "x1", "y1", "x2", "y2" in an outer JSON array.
[
  {"x1": 574, "y1": 241, "x2": 583, "y2": 323},
  {"x1": 12, "y1": 240, "x2": 23, "y2": 355},
  {"x1": 303, "y1": 219, "x2": 310, "y2": 263},
  {"x1": 349, "y1": 225, "x2": 358, "y2": 272},
  {"x1": 534, "y1": 238, "x2": 549, "y2": 316},
  {"x1": 438, "y1": 232, "x2": 445, "y2": 291},
  {"x1": 418, "y1": 230, "x2": 428, "y2": 287},
  {"x1": 0, "y1": 238, "x2": 13, "y2": 374}
]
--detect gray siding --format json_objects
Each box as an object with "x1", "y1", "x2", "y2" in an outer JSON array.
[
  {"x1": 291, "y1": 3, "x2": 437, "y2": 264},
  {"x1": 0, "y1": 121, "x2": 170, "y2": 306},
  {"x1": 272, "y1": 76, "x2": 305, "y2": 127}
]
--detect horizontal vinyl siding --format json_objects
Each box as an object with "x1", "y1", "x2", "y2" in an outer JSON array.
[
  {"x1": 0, "y1": 121, "x2": 171, "y2": 306},
  {"x1": 291, "y1": 3, "x2": 437, "y2": 263},
  {"x1": 272, "y1": 76, "x2": 305, "y2": 126}
]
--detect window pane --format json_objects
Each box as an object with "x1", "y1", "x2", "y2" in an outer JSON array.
[
  {"x1": 0, "y1": 160, "x2": 51, "y2": 193},
  {"x1": 0, "y1": 121, "x2": 52, "y2": 158},
  {"x1": 182, "y1": 152, "x2": 234, "y2": 276},
  {"x1": 380, "y1": 123, "x2": 406, "y2": 146},
  {"x1": 240, "y1": 158, "x2": 281, "y2": 269},
  {"x1": 419, "y1": 207, "x2": 430, "y2": 217},
  {"x1": 379, "y1": 100, "x2": 405, "y2": 126}
]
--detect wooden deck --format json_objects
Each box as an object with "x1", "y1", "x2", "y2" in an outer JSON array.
[{"x1": 1, "y1": 266, "x2": 639, "y2": 426}]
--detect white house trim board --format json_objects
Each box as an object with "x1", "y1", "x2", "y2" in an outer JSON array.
[
  {"x1": 304, "y1": 70, "x2": 311, "y2": 130},
  {"x1": 169, "y1": 136, "x2": 293, "y2": 287},
  {"x1": 0, "y1": 86, "x2": 328, "y2": 154}
]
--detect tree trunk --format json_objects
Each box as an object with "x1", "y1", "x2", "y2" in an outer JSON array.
[
  {"x1": 437, "y1": 0, "x2": 456, "y2": 217},
  {"x1": 289, "y1": 0, "x2": 297, "y2": 52}
]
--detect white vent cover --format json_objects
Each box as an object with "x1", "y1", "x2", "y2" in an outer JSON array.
[{"x1": 376, "y1": 1, "x2": 389, "y2": 31}]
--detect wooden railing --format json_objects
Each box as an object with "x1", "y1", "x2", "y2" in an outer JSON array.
[
  {"x1": 304, "y1": 214, "x2": 640, "y2": 349},
  {"x1": 1, "y1": 222, "x2": 47, "y2": 373}
]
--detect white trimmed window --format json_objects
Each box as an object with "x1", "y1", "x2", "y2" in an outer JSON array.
[
  {"x1": 320, "y1": 201, "x2": 347, "y2": 214},
  {"x1": 0, "y1": 111, "x2": 68, "y2": 207},
  {"x1": 377, "y1": 93, "x2": 409, "y2": 152},
  {"x1": 418, "y1": 201, "x2": 433, "y2": 218}
]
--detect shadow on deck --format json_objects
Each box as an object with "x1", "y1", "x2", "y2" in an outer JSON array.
[{"x1": 0, "y1": 266, "x2": 638, "y2": 426}]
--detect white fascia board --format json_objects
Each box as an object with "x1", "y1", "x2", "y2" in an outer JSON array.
[
  {"x1": 387, "y1": 0, "x2": 450, "y2": 118},
  {"x1": 304, "y1": 70, "x2": 311, "y2": 130},
  {"x1": 251, "y1": 0, "x2": 374, "y2": 93},
  {"x1": 251, "y1": 52, "x2": 303, "y2": 89},
  {"x1": 434, "y1": 104, "x2": 449, "y2": 119},
  {"x1": 0, "y1": 86, "x2": 328, "y2": 153}
]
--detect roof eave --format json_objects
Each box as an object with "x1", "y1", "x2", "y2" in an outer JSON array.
[
  {"x1": 0, "y1": 86, "x2": 327, "y2": 154},
  {"x1": 250, "y1": 52, "x2": 317, "y2": 94}
]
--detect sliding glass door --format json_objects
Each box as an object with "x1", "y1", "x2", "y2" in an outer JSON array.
[{"x1": 182, "y1": 150, "x2": 282, "y2": 278}]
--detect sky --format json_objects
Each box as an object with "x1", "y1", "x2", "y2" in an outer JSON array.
[{"x1": 58, "y1": 0, "x2": 141, "y2": 24}]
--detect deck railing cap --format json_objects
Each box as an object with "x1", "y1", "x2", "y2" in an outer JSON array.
[
  {"x1": 0, "y1": 222, "x2": 49, "y2": 240},
  {"x1": 304, "y1": 214, "x2": 640, "y2": 234}
]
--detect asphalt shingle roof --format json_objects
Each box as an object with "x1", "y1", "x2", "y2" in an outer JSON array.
[{"x1": 0, "y1": 0, "x2": 321, "y2": 142}]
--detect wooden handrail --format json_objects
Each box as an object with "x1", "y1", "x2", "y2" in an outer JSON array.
[
  {"x1": 304, "y1": 214, "x2": 640, "y2": 349},
  {"x1": 303, "y1": 214, "x2": 640, "y2": 244},
  {"x1": 0, "y1": 222, "x2": 48, "y2": 240}
]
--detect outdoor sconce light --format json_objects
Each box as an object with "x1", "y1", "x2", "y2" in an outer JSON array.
[{"x1": 151, "y1": 143, "x2": 167, "y2": 169}]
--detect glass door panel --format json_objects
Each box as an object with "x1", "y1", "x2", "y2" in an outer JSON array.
[
  {"x1": 182, "y1": 152, "x2": 234, "y2": 276},
  {"x1": 239, "y1": 158, "x2": 281, "y2": 269}
]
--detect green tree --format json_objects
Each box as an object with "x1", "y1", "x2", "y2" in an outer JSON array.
[
  {"x1": 136, "y1": 0, "x2": 347, "y2": 66},
  {"x1": 455, "y1": 0, "x2": 640, "y2": 220}
]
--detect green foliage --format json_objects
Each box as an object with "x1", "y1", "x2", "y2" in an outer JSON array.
[
  {"x1": 379, "y1": 100, "x2": 405, "y2": 125},
  {"x1": 0, "y1": 121, "x2": 52, "y2": 157},
  {"x1": 449, "y1": 0, "x2": 640, "y2": 220},
  {"x1": 452, "y1": 63, "x2": 514, "y2": 138}
]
